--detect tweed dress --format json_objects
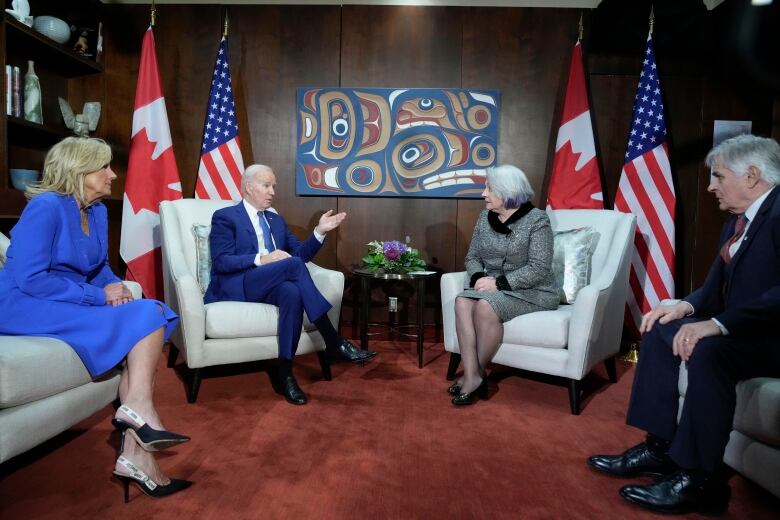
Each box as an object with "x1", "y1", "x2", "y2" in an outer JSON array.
[{"x1": 459, "y1": 204, "x2": 559, "y2": 322}]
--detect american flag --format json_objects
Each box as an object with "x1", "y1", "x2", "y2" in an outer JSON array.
[
  {"x1": 614, "y1": 33, "x2": 676, "y2": 335},
  {"x1": 195, "y1": 35, "x2": 245, "y2": 200}
]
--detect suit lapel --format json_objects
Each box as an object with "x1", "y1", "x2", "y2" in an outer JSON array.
[
  {"x1": 730, "y1": 188, "x2": 778, "y2": 268},
  {"x1": 233, "y1": 202, "x2": 258, "y2": 254}
]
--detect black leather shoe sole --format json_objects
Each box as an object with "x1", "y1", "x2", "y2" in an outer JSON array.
[{"x1": 619, "y1": 484, "x2": 730, "y2": 516}]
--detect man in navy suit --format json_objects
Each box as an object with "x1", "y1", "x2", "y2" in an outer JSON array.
[
  {"x1": 205, "y1": 164, "x2": 376, "y2": 405},
  {"x1": 587, "y1": 135, "x2": 780, "y2": 515}
]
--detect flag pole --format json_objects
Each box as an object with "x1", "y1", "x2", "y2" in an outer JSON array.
[
  {"x1": 578, "y1": 11, "x2": 583, "y2": 41},
  {"x1": 223, "y1": 9, "x2": 229, "y2": 37},
  {"x1": 150, "y1": 0, "x2": 156, "y2": 27},
  {"x1": 649, "y1": 5, "x2": 655, "y2": 35}
]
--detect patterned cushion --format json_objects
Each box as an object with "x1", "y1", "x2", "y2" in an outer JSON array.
[
  {"x1": 192, "y1": 224, "x2": 211, "y2": 294},
  {"x1": 552, "y1": 226, "x2": 597, "y2": 304},
  {"x1": 0, "y1": 231, "x2": 9, "y2": 268}
]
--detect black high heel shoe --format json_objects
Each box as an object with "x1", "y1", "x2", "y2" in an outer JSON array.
[
  {"x1": 112, "y1": 405, "x2": 190, "y2": 452},
  {"x1": 447, "y1": 383, "x2": 462, "y2": 396},
  {"x1": 113, "y1": 455, "x2": 192, "y2": 503},
  {"x1": 451, "y1": 379, "x2": 488, "y2": 406}
]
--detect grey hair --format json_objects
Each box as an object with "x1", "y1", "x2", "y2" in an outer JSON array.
[
  {"x1": 486, "y1": 164, "x2": 534, "y2": 209},
  {"x1": 705, "y1": 134, "x2": 780, "y2": 186},
  {"x1": 242, "y1": 164, "x2": 273, "y2": 193}
]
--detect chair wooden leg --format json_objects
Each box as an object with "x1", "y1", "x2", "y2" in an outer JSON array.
[
  {"x1": 446, "y1": 353, "x2": 461, "y2": 381},
  {"x1": 604, "y1": 356, "x2": 617, "y2": 383},
  {"x1": 167, "y1": 343, "x2": 179, "y2": 368},
  {"x1": 568, "y1": 379, "x2": 581, "y2": 415},
  {"x1": 187, "y1": 368, "x2": 203, "y2": 403},
  {"x1": 317, "y1": 350, "x2": 332, "y2": 381}
]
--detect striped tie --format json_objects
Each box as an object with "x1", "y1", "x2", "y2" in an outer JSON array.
[
  {"x1": 720, "y1": 215, "x2": 747, "y2": 264},
  {"x1": 258, "y1": 211, "x2": 276, "y2": 253}
]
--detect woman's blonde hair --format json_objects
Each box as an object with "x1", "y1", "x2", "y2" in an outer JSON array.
[{"x1": 26, "y1": 137, "x2": 112, "y2": 207}]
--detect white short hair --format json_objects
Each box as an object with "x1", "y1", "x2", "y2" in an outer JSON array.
[
  {"x1": 486, "y1": 164, "x2": 534, "y2": 208},
  {"x1": 706, "y1": 134, "x2": 780, "y2": 186},
  {"x1": 242, "y1": 164, "x2": 273, "y2": 193}
]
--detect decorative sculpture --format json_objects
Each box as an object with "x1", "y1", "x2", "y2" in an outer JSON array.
[
  {"x1": 58, "y1": 97, "x2": 101, "y2": 137},
  {"x1": 5, "y1": 0, "x2": 33, "y2": 27}
]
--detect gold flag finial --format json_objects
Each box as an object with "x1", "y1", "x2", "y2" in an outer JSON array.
[
  {"x1": 620, "y1": 342, "x2": 640, "y2": 364},
  {"x1": 150, "y1": 0, "x2": 156, "y2": 27},
  {"x1": 578, "y1": 11, "x2": 583, "y2": 41},
  {"x1": 649, "y1": 5, "x2": 655, "y2": 35},
  {"x1": 223, "y1": 9, "x2": 229, "y2": 37}
]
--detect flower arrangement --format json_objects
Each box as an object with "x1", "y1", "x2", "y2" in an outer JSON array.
[{"x1": 362, "y1": 240, "x2": 427, "y2": 274}]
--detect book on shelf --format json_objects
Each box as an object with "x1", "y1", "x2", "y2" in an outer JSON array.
[
  {"x1": 12, "y1": 66, "x2": 22, "y2": 118},
  {"x1": 5, "y1": 65, "x2": 11, "y2": 116}
]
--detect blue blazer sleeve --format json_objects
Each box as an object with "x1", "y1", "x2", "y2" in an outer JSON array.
[{"x1": 6, "y1": 196, "x2": 107, "y2": 306}]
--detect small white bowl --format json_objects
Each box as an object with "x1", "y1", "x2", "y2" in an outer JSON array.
[
  {"x1": 33, "y1": 16, "x2": 71, "y2": 45},
  {"x1": 10, "y1": 169, "x2": 39, "y2": 191}
]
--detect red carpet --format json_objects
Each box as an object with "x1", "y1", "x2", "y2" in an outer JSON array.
[{"x1": 1, "y1": 339, "x2": 778, "y2": 519}]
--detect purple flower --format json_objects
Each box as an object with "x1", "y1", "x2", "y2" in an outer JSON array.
[{"x1": 382, "y1": 240, "x2": 407, "y2": 260}]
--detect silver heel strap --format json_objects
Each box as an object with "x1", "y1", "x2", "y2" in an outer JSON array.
[{"x1": 117, "y1": 456, "x2": 157, "y2": 490}]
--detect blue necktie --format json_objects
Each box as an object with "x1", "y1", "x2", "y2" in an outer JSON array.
[{"x1": 258, "y1": 211, "x2": 276, "y2": 253}]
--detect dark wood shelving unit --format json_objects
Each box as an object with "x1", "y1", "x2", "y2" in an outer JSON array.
[
  {"x1": 6, "y1": 115, "x2": 70, "y2": 143},
  {"x1": 1, "y1": 1, "x2": 104, "y2": 220},
  {"x1": 4, "y1": 15, "x2": 103, "y2": 77}
]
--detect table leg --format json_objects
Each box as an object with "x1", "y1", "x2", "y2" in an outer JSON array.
[
  {"x1": 360, "y1": 276, "x2": 370, "y2": 350},
  {"x1": 417, "y1": 277, "x2": 425, "y2": 368}
]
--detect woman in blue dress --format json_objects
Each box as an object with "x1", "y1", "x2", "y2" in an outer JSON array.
[{"x1": 0, "y1": 137, "x2": 190, "y2": 500}]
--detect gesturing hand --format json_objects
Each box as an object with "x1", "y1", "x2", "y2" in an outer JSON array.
[
  {"x1": 104, "y1": 282, "x2": 133, "y2": 307},
  {"x1": 315, "y1": 210, "x2": 347, "y2": 235}
]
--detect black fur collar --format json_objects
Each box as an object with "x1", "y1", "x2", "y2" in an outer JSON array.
[{"x1": 487, "y1": 202, "x2": 534, "y2": 234}]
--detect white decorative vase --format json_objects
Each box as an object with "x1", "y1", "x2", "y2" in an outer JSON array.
[{"x1": 23, "y1": 61, "x2": 43, "y2": 124}]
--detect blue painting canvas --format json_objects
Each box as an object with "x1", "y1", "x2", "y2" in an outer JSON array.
[{"x1": 296, "y1": 88, "x2": 499, "y2": 198}]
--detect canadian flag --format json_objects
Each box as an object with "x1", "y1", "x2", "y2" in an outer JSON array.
[
  {"x1": 546, "y1": 40, "x2": 604, "y2": 210},
  {"x1": 120, "y1": 27, "x2": 182, "y2": 300}
]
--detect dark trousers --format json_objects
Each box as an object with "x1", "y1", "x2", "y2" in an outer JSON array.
[
  {"x1": 243, "y1": 256, "x2": 331, "y2": 360},
  {"x1": 627, "y1": 317, "x2": 780, "y2": 472}
]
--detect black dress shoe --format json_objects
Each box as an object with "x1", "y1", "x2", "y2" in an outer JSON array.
[
  {"x1": 587, "y1": 442, "x2": 676, "y2": 478},
  {"x1": 328, "y1": 340, "x2": 377, "y2": 363},
  {"x1": 619, "y1": 470, "x2": 730, "y2": 515},
  {"x1": 281, "y1": 376, "x2": 307, "y2": 405},
  {"x1": 451, "y1": 379, "x2": 488, "y2": 406},
  {"x1": 446, "y1": 383, "x2": 461, "y2": 396}
]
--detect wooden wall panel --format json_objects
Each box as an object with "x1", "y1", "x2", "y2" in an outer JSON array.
[
  {"x1": 233, "y1": 5, "x2": 342, "y2": 268},
  {"x1": 460, "y1": 7, "x2": 579, "y2": 269},
  {"x1": 50, "y1": 2, "x2": 776, "y2": 322},
  {"x1": 338, "y1": 6, "x2": 462, "y2": 277}
]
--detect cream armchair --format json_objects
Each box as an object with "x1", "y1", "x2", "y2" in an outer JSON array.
[
  {"x1": 159, "y1": 199, "x2": 345, "y2": 403},
  {"x1": 441, "y1": 209, "x2": 635, "y2": 415}
]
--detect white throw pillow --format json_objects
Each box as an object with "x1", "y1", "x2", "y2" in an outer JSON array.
[
  {"x1": 192, "y1": 224, "x2": 211, "y2": 294},
  {"x1": 552, "y1": 226, "x2": 597, "y2": 304}
]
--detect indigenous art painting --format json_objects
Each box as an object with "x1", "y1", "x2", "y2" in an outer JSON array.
[{"x1": 295, "y1": 88, "x2": 499, "y2": 198}]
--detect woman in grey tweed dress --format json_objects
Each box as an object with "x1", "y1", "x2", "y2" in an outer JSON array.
[{"x1": 450, "y1": 165, "x2": 559, "y2": 405}]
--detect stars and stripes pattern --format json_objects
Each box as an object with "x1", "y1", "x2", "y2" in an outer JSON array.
[
  {"x1": 194, "y1": 35, "x2": 245, "y2": 200},
  {"x1": 614, "y1": 33, "x2": 676, "y2": 335}
]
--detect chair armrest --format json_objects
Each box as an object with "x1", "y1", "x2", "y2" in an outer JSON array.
[
  {"x1": 124, "y1": 281, "x2": 142, "y2": 300},
  {"x1": 441, "y1": 272, "x2": 468, "y2": 353},
  {"x1": 307, "y1": 263, "x2": 345, "y2": 327},
  {"x1": 171, "y1": 274, "x2": 207, "y2": 367}
]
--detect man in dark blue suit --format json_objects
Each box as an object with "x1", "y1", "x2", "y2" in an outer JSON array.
[
  {"x1": 204, "y1": 164, "x2": 376, "y2": 405},
  {"x1": 587, "y1": 135, "x2": 780, "y2": 515}
]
